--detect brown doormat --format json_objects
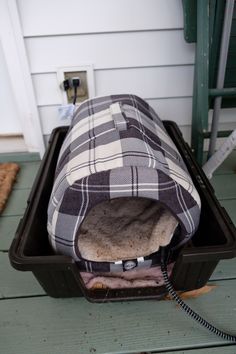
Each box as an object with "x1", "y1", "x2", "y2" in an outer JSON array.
[{"x1": 0, "y1": 163, "x2": 20, "y2": 214}]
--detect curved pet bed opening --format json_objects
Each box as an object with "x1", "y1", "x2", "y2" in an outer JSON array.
[{"x1": 78, "y1": 197, "x2": 178, "y2": 263}]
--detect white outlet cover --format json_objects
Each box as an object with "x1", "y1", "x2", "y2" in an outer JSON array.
[{"x1": 57, "y1": 64, "x2": 95, "y2": 105}]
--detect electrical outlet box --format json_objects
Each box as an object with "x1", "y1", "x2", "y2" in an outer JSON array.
[
  {"x1": 57, "y1": 65, "x2": 95, "y2": 105},
  {"x1": 64, "y1": 71, "x2": 88, "y2": 104}
]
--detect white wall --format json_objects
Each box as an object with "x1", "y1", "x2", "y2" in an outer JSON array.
[{"x1": 17, "y1": 0, "x2": 236, "y2": 144}]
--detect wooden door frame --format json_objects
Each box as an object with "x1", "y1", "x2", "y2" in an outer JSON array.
[{"x1": 0, "y1": 0, "x2": 45, "y2": 157}]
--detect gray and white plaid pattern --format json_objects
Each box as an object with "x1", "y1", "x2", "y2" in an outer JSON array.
[{"x1": 48, "y1": 94, "x2": 201, "y2": 271}]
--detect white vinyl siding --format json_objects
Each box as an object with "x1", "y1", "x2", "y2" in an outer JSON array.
[
  {"x1": 17, "y1": 0, "x2": 236, "y2": 144},
  {"x1": 18, "y1": 0, "x2": 184, "y2": 36}
]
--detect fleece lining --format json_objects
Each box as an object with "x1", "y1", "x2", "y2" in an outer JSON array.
[{"x1": 78, "y1": 197, "x2": 178, "y2": 262}]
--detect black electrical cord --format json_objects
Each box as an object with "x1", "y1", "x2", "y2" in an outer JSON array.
[
  {"x1": 161, "y1": 250, "x2": 236, "y2": 342},
  {"x1": 73, "y1": 86, "x2": 78, "y2": 105}
]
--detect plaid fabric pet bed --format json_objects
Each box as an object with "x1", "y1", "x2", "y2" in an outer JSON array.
[{"x1": 48, "y1": 94, "x2": 201, "y2": 272}]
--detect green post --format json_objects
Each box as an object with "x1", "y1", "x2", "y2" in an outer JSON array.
[{"x1": 191, "y1": 0, "x2": 209, "y2": 165}]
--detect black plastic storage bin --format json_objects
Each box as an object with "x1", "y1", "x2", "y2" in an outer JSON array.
[{"x1": 9, "y1": 121, "x2": 236, "y2": 302}]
